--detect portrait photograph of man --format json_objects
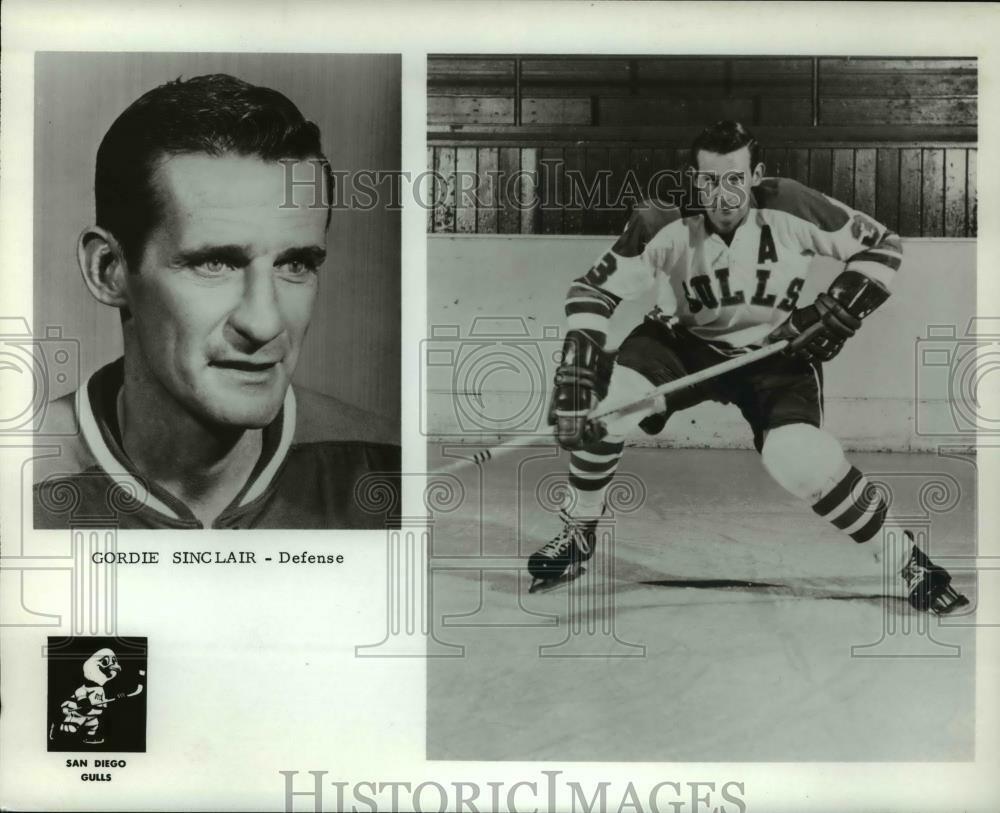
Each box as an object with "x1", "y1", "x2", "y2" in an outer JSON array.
[{"x1": 32, "y1": 53, "x2": 401, "y2": 529}]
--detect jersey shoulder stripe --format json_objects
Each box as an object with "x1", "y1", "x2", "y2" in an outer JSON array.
[
  {"x1": 753, "y1": 177, "x2": 850, "y2": 233},
  {"x1": 612, "y1": 198, "x2": 684, "y2": 258}
]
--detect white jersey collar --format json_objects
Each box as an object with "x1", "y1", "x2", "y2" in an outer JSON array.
[{"x1": 75, "y1": 362, "x2": 296, "y2": 524}]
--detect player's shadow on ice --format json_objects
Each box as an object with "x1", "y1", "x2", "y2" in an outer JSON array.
[
  {"x1": 633, "y1": 577, "x2": 911, "y2": 612},
  {"x1": 639, "y1": 578, "x2": 782, "y2": 590}
]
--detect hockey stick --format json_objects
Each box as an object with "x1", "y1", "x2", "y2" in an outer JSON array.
[
  {"x1": 590, "y1": 316, "x2": 833, "y2": 424},
  {"x1": 589, "y1": 339, "x2": 789, "y2": 422},
  {"x1": 436, "y1": 339, "x2": 792, "y2": 476},
  {"x1": 94, "y1": 670, "x2": 146, "y2": 707}
]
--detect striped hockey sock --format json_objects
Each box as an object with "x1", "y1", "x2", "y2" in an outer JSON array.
[
  {"x1": 811, "y1": 465, "x2": 889, "y2": 543},
  {"x1": 565, "y1": 439, "x2": 625, "y2": 519}
]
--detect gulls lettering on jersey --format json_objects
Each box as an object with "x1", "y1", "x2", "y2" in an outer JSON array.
[{"x1": 565, "y1": 177, "x2": 903, "y2": 357}]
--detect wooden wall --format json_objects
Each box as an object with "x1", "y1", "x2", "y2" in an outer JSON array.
[{"x1": 427, "y1": 56, "x2": 977, "y2": 237}]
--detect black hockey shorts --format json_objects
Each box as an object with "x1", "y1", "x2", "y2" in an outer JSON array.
[{"x1": 613, "y1": 319, "x2": 824, "y2": 453}]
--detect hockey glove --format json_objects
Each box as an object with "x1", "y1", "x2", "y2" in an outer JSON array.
[
  {"x1": 768, "y1": 271, "x2": 889, "y2": 363},
  {"x1": 547, "y1": 330, "x2": 607, "y2": 450},
  {"x1": 769, "y1": 293, "x2": 860, "y2": 362}
]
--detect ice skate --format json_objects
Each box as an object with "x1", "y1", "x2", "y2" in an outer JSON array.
[
  {"x1": 900, "y1": 541, "x2": 969, "y2": 615},
  {"x1": 527, "y1": 509, "x2": 599, "y2": 593}
]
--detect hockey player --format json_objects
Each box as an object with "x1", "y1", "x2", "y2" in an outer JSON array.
[
  {"x1": 54, "y1": 648, "x2": 125, "y2": 745},
  {"x1": 528, "y1": 120, "x2": 968, "y2": 615}
]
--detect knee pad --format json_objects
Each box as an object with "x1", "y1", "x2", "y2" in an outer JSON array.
[{"x1": 761, "y1": 424, "x2": 848, "y2": 502}]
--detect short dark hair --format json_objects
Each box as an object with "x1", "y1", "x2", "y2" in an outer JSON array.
[
  {"x1": 690, "y1": 120, "x2": 762, "y2": 171},
  {"x1": 95, "y1": 73, "x2": 332, "y2": 270}
]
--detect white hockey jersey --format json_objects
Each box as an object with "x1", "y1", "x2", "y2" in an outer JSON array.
[{"x1": 565, "y1": 177, "x2": 902, "y2": 354}]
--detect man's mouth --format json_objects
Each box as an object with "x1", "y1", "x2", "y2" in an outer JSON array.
[
  {"x1": 211, "y1": 359, "x2": 281, "y2": 372},
  {"x1": 210, "y1": 359, "x2": 284, "y2": 383}
]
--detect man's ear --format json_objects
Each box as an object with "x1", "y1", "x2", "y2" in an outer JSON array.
[
  {"x1": 751, "y1": 161, "x2": 766, "y2": 186},
  {"x1": 77, "y1": 227, "x2": 130, "y2": 309}
]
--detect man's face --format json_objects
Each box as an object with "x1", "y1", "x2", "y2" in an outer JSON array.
[
  {"x1": 694, "y1": 146, "x2": 762, "y2": 235},
  {"x1": 125, "y1": 154, "x2": 327, "y2": 428}
]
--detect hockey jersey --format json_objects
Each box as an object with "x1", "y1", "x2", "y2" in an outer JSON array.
[
  {"x1": 566, "y1": 177, "x2": 903, "y2": 353},
  {"x1": 33, "y1": 358, "x2": 400, "y2": 529}
]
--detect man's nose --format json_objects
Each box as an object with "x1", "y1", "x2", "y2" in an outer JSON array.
[{"x1": 227, "y1": 265, "x2": 284, "y2": 349}]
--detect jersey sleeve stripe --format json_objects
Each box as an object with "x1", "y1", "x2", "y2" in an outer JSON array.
[
  {"x1": 566, "y1": 300, "x2": 615, "y2": 318},
  {"x1": 566, "y1": 312, "x2": 611, "y2": 335},
  {"x1": 568, "y1": 281, "x2": 622, "y2": 307},
  {"x1": 844, "y1": 259, "x2": 896, "y2": 287},
  {"x1": 865, "y1": 245, "x2": 903, "y2": 259},
  {"x1": 844, "y1": 258, "x2": 896, "y2": 288},
  {"x1": 565, "y1": 278, "x2": 622, "y2": 323},
  {"x1": 849, "y1": 250, "x2": 903, "y2": 271}
]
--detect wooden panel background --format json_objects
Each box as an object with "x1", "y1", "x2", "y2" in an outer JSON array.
[
  {"x1": 428, "y1": 56, "x2": 977, "y2": 237},
  {"x1": 34, "y1": 52, "x2": 401, "y2": 424}
]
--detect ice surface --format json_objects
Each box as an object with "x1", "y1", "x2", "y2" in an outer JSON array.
[{"x1": 426, "y1": 447, "x2": 977, "y2": 761}]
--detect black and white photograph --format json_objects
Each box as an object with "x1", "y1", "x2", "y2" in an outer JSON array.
[
  {"x1": 47, "y1": 637, "x2": 148, "y2": 753},
  {"x1": 425, "y1": 54, "x2": 979, "y2": 761},
  {"x1": 1, "y1": 2, "x2": 998, "y2": 812},
  {"x1": 30, "y1": 52, "x2": 401, "y2": 530}
]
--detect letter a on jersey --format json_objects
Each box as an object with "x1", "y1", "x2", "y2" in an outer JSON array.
[{"x1": 757, "y1": 225, "x2": 779, "y2": 264}]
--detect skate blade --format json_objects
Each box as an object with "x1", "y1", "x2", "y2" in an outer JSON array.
[{"x1": 529, "y1": 564, "x2": 585, "y2": 594}]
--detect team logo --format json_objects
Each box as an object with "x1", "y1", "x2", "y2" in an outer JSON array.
[
  {"x1": 47, "y1": 637, "x2": 148, "y2": 752},
  {"x1": 850, "y1": 213, "x2": 881, "y2": 247}
]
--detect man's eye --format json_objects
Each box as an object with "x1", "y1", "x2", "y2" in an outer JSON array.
[{"x1": 278, "y1": 260, "x2": 316, "y2": 277}]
